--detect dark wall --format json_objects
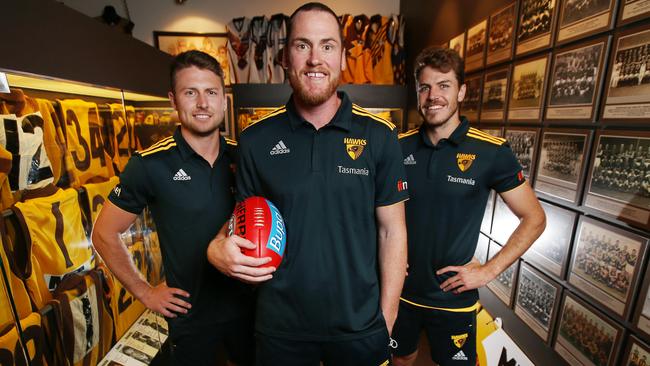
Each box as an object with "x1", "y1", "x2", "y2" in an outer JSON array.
[
  {"x1": 0, "y1": 0, "x2": 172, "y2": 96},
  {"x1": 399, "y1": 0, "x2": 513, "y2": 119}
]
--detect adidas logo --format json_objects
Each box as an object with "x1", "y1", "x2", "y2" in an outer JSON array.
[
  {"x1": 173, "y1": 168, "x2": 191, "y2": 181},
  {"x1": 270, "y1": 140, "x2": 290, "y2": 155},
  {"x1": 452, "y1": 350, "x2": 468, "y2": 361},
  {"x1": 403, "y1": 154, "x2": 417, "y2": 165}
]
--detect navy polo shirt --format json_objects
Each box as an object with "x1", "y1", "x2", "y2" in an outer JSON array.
[
  {"x1": 237, "y1": 92, "x2": 409, "y2": 341},
  {"x1": 109, "y1": 127, "x2": 252, "y2": 332},
  {"x1": 399, "y1": 118, "x2": 524, "y2": 309}
]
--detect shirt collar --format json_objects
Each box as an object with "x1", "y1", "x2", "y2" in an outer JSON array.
[
  {"x1": 418, "y1": 116, "x2": 470, "y2": 148},
  {"x1": 286, "y1": 91, "x2": 352, "y2": 131},
  {"x1": 174, "y1": 126, "x2": 227, "y2": 162}
]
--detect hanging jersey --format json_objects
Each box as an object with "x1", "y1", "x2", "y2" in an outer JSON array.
[
  {"x1": 52, "y1": 270, "x2": 113, "y2": 366},
  {"x1": 227, "y1": 17, "x2": 252, "y2": 84},
  {"x1": 267, "y1": 13, "x2": 288, "y2": 83},
  {"x1": 58, "y1": 99, "x2": 114, "y2": 186},
  {"x1": 35, "y1": 99, "x2": 70, "y2": 187},
  {"x1": 0, "y1": 89, "x2": 39, "y2": 117},
  {"x1": 364, "y1": 15, "x2": 394, "y2": 85},
  {"x1": 342, "y1": 14, "x2": 372, "y2": 84},
  {"x1": 82, "y1": 176, "x2": 119, "y2": 225},
  {"x1": 99, "y1": 247, "x2": 146, "y2": 340},
  {"x1": 0, "y1": 147, "x2": 12, "y2": 210},
  {"x1": 0, "y1": 114, "x2": 54, "y2": 191},
  {"x1": 0, "y1": 312, "x2": 46, "y2": 366},
  {"x1": 12, "y1": 186, "x2": 94, "y2": 309},
  {"x1": 103, "y1": 104, "x2": 134, "y2": 173},
  {"x1": 388, "y1": 14, "x2": 406, "y2": 85},
  {"x1": 249, "y1": 16, "x2": 271, "y2": 83},
  {"x1": 124, "y1": 105, "x2": 140, "y2": 152}
]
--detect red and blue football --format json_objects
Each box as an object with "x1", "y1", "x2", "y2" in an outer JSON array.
[{"x1": 228, "y1": 196, "x2": 286, "y2": 268}]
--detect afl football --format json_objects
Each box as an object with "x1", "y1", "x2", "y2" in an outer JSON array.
[{"x1": 228, "y1": 196, "x2": 286, "y2": 268}]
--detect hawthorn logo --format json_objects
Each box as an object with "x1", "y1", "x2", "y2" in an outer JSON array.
[
  {"x1": 456, "y1": 153, "x2": 476, "y2": 172},
  {"x1": 344, "y1": 137, "x2": 367, "y2": 160},
  {"x1": 451, "y1": 333, "x2": 468, "y2": 349}
]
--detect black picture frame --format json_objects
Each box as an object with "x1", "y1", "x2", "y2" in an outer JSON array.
[
  {"x1": 516, "y1": 0, "x2": 559, "y2": 56},
  {"x1": 583, "y1": 130, "x2": 650, "y2": 229},
  {"x1": 534, "y1": 128, "x2": 592, "y2": 204},
  {"x1": 505, "y1": 126, "x2": 541, "y2": 182},
  {"x1": 555, "y1": 0, "x2": 617, "y2": 45},
  {"x1": 463, "y1": 73, "x2": 483, "y2": 122},
  {"x1": 621, "y1": 335, "x2": 650, "y2": 366},
  {"x1": 508, "y1": 53, "x2": 552, "y2": 123},
  {"x1": 601, "y1": 23, "x2": 650, "y2": 123},
  {"x1": 514, "y1": 262, "x2": 563, "y2": 344},
  {"x1": 487, "y1": 2, "x2": 518, "y2": 66},
  {"x1": 466, "y1": 19, "x2": 488, "y2": 72},
  {"x1": 481, "y1": 66, "x2": 512, "y2": 122},
  {"x1": 567, "y1": 215, "x2": 648, "y2": 318},
  {"x1": 524, "y1": 201, "x2": 577, "y2": 278},
  {"x1": 545, "y1": 36, "x2": 611, "y2": 123},
  {"x1": 617, "y1": 0, "x2": 650, "y2": 27},
  {"x1": 554, "y1": 291, "x2": 624, "y2": 366}
]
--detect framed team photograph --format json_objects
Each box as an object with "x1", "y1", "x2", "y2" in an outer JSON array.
[
  {"x1": 476, "y1": 233, "x2": 490, "y2": 265},
  {"x1": 481, "y1": 66, "x2": 511, "y2": 121},
  {"x1": 545, "y1": 37, "x2": 610, "y2": 123},
  {"x1": 622, "y1": 336, "x2": 650, "y2": 366},
  {"x1": 556, "y1": 0, "x2": 616, "y2": 45},
  {"x1": 508, "y1": 54, "x2": 551, "y2": 122},
  {"x1": 618, "y1": 0, "x2": 650, "y2": 26},
  {"x1": 220, "y1": 93, "x2": 235, "y2": 139},
  {"x1": 534, "y1": 129, "x2": 592, "y2": 204},
  {"x1": 584, "y1": 131, "x2": 650, "y2": 228},
  {"x1": 505, "y1": 127, "x2": 540, "y2": 181},
  {"x1": 153, "y1": 31, "x2": 231, "y2": 86},
  {"x1": 466, "y1": 20, "x2": 488, "y2": 72},
  {"x1": 524, "y1": 201, "x2": 577, "y2": 278},
  {"x1": 462, "y1": 74, "x2": 483, "y2": 122},
  {"x1": 554, "y1": 292, "x2": 624, "y2": 366},
  {"x1": 487, "y1": 241, "x2": 520, "y2": 307},
  {"x1": 449, "y1": 32, "x2": 466, "y2": 58},
  {"x1": 491, "y1": 195, "x2": 519, "y2": 245},
  {"x1": 516, "y1": 0, "x2": 559, "y2": 56},
  {"x1": 482, "y1": 190, "x2": 496, "y2": 233},
  {"x1": 601, "y1": 24, "x2": 650, "y2": 123},
  {"x1": 487, "y1": 2, "x2": 517, "y2": 66},
  {"x1": 514, "y1": 263, "x2": 562, "y2": 343},
  {"x1": 633, "y1": 260, "x2": 650, "y2": 337},
  {"x1": 568, "y1": 215, "x2": 648, "y2": 318}
]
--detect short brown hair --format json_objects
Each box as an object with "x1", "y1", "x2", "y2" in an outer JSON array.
[
  {"x1": 287, "y1": 2, "x2": 343, "y2": 44},
  {"x1": 414, "y1": 47, "x2": 465, "y2": 85},
  {"x1": 170, "y1": 50, "x2": 224, "y2": 92}
]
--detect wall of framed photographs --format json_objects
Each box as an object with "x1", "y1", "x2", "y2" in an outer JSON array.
[{"x1": 429, "y1": 0, "x2": 650, "y2": 365}]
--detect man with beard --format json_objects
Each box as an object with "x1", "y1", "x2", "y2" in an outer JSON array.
[
  {"x1": 207, "y1": 2, "x2": 408, "y2": 365},
  {"x1": 93, "y1": 51, "x2": 259, "y2": 366},
  {"x1": 392, "y1": 47, "x2": 545, "y2": 366}
]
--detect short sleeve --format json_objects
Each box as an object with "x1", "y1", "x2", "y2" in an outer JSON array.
[
  {"x1": 108, "y1": 154, "x2": 151, "y2": 214},
  {"x1": 488, "y1": 142, "x2": 526, "y2": 193},
  {"x1": 375, "y1": 128, "x2": 409, "y2": 206}
]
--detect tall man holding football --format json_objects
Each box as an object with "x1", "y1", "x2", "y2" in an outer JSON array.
[
  {"x1": 391, "y1": 47, "x2": 546, "y2": 366},
  {"x1": 208, "y1": 2, "x2": 409, "y2": 365}
]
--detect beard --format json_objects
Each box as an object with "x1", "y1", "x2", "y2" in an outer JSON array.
[
  {"x1": 288, "y1": 70, "x2": 340, "y2": 106},
  {"x1": 419, "y1": 101, "x2": 459, "y2": 128}
]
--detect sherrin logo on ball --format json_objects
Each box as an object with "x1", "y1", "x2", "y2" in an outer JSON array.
[{"x1": 228, "y1": 196, "x2": 286, "y2": 268}]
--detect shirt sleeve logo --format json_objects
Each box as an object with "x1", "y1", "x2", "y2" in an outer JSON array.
[
  {"x1": 344, "y1": 137, "x2": 367, "y2": 160},
  {"x1": 456, "y1": 153, "x2": 477, "y2": 172}
]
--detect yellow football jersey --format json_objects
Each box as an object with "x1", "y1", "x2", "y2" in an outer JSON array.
[
  {"x1": 52, "y1": 270, "x2": 113, "y2": 365},
  {"x1": 12, "y1": 186, "x2": 94, "y2": 309},
  {"x1": 105, "y1": 104, "x2": 134, "y2": 173},
  {"x1": 58, "y1": 99, "x2": 114, "y2": 186},
  {"x1": 82, "y1": 176, "x2": 119, "y2": 225},
  {"x1": 0, "y1": 146, "x2": 13, "y2": 211},
  {"x1": 0, "y1": 312, "x2": 46, "y2": 366},
  {"x1": 364, "y1": 15, "x2": 394, "y2": 85}
]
